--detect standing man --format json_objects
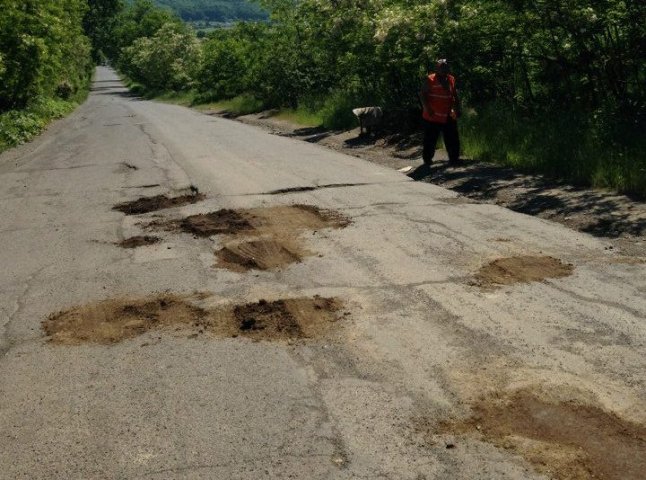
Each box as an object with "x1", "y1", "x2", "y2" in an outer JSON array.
[{"x1": 419, "y1": 59, "x2": 461, "y2": 166}]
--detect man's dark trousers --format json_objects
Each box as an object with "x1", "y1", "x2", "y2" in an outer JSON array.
[{"x1": 422, "y1": 118, "x2": 460, "y2": 165}]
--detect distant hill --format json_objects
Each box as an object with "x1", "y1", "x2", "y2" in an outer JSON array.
[{"x1": 154, "y1": 0, "x2": 267, "y2": 21}]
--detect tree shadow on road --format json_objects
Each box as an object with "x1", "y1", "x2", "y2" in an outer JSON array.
[
  {"x1": 93, "y1": 90, "x2": 143, "y2": 100},
  {"x1": 408, "y1": 161, "x2": 646, "y2": 238}
]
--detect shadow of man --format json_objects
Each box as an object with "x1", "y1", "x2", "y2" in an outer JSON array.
[{"x1": 407, "y1": 164, "x2": 432, "y2": 181}]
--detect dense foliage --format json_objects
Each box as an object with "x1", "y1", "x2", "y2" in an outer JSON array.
[
  {"x1": 123, "y1": 23, "x2": 201, "y2": 90},
  {"x1": 115, "y1": 1, "x2": 202, "y2": 90},
  {"x1": 84, "y1": 0, "x2": 125, "y2": 62},
  {"x1": 0, "y1": 0, "x2": 103, "y2": 150},
  {"x1": 0, "y1": 0, "x2": 93, "y2": 112},
  {"x1": 0, "y1": 0, "x2": 125, "y2": 150},
  {"x1": 195, "y1": 0, "x2": 645, "y2": 120},
  {"x1": 153, "y1": 0, "x2": 267, "y2": 21}
]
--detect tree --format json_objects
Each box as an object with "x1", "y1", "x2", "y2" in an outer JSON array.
[
  {"x1": 83, "y1": 0, "x2": 124, "y2": 62},
  {"x1": 122, "y1": 23, "x2": 201, "y2": 90},
  {"x1": 0, "y1": 0, "x2": 92, "y2": 111}
]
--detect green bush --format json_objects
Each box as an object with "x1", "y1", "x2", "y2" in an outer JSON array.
[
  {"x1": 206, "y1": 94, "x2": 265, "y2": 116},
  {"x1": 318, "y1": 91, "x2": 360, "y2": 130},
  {"x1": 460, "y1": 103, "x2": 646, "y2": 196},
  {"x1": 0, "y1": 0, "x2": 92, "y2": 112},
  {"x1": 124, "y1": 23, "x2": 201, "y2": 91},
  {"x1": 0, "y1": 96, "x2": 81, "y2": 152}
]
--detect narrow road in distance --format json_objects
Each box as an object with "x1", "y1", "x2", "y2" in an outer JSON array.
[{"x1": 1, "y1": 67, "x2": 644, "y2": 479}]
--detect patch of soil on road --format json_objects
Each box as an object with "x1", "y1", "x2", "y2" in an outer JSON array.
[
  {"x1": 164, "y1": 204, "x2": 350, "y2": 238},
  {"x1": 234, "y1": 299, "x2": 302, "y2": 337},
  {"x1": 148, "y1": 204, "x2": 350, "y2": 236},
  {"x1": 43, "y1": 294, "x2": 344, "y2": 345},
  {"x1": 117, "y1": 235, "x2": 161, "y2": 248},
  {"x1": 43, "y1": 294, "x2": 210, "y2": 345},
  {"x1": 440, "y1": 389, "x2": 646, "y2": 480},
  {"x1": 113, "y1": 192, "x2": 205, "y2": 215},
  {"x1": 233, "y1": 296, "x2": 342, "y2": 340},
  {"x1": 474, "y1": 256, "x2": 574, "y2": 287},
  {"x1": 181, "y1": 209, "x2": 255, "y2": 237},
  {"x1": 284, "y1": 204, "x2": 352, "y2": 230},
  {"x1": 216, "y1": 238, "x2": 303, "y2": 272},
  {"x1": 146, "y1": 204, "x2": 349, "y2": 270}
]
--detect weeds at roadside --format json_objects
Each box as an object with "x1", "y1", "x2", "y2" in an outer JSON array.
[{"x1": 0, "y1": 90, "x2": 89, "y2": 153}]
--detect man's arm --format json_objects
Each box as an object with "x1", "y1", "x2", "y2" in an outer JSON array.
[{"x1": 419, "y1": 78, "x2": 432, "y2": 116}]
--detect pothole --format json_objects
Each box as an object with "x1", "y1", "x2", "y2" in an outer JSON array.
[
  {"x1": 181, "y1": 209, "x2": 255, "y2": 237},
  {"x1": 232, "y1": 296, "x2": 342, "y2": 340},
  {"x1": 440, "y1": 389, "x2": 646, "y2": 480},
  {"x1": 113, "y1": 191, "x2": 204, "y2": 215},
  {"x1": 43, "y1": 294, "x2": 344, "y2": 345},
  {"x1": 234, "y1": 299, "x2": 301, "y2": 336},
  {"x1": 117, "y1": 235, "x2": 161, "y2": 248},
  {"x1": 145, "y1": 204, "x2": 350, "y2": 270},
  {"x1": 149, "y1": 204, "x2": 351, "y2": 238},
  {"x1": 474, "y1": 256, "x2": 573, "y2": 287},
  {"x1": 284, "y1": 204, "x2": 352, "y2": 230},
  {"x1": 43, "y1": 294, "x2": 209, "y2": 345},
  {"x1": 216, "y1": 238, "x2": 303, "y2": 272}
]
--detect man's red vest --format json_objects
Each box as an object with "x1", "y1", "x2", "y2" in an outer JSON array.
[{"x1": 423, "y1": 73, "x2": 457, "y2": 124}]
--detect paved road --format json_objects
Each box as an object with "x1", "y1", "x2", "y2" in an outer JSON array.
[{"x1": 1, "y1": 68, "x2": 644, "y2": 479}]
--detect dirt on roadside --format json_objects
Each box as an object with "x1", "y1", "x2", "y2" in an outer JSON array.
[
  {"x1": 439, "y1": 389, "x2": 646, "y2": 480},
  {"x1": 43, "y1": 293, "x2": 344, "y2": 345}
]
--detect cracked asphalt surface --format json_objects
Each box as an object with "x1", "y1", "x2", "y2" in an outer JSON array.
[{"x1": 1, "y1": 68, "x2": 645, "y2": 479}]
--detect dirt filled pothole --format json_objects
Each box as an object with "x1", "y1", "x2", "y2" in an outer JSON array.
[
  {"x1": 117, "y1": 235, "x2": 161, "y2": 248},
  {"x1": 181, "y1": 209, "x2": 254, "y2": 237},
  {"x1": 43, "y1": 294, "x2": 344, "y2": 345},
  {"x1": 43, "y1": 294, "x2": 209, "y2": 345},
  {"x1": 149, "y1": 204, "x2": 351, "y2": 238},
  {"x1": 474, "y1": 256, "x2": 574, "y2": 287},
  {"x1": 232, "y1": 296, "x2": 341, "y2": 340},
  {"x1": 216, "y1": 238, "x2": 303, "y2": 272},
  {"x1": 113, "y1": 192, "x2": 205, "y2": 215},
  {"x1": 234, "y1": 299, "x2": 302, "y2": 337},
  {"x1": 146, "y1": 204, "x2": 350, "y2": 271},
  {"x1": 440, "y1": 389, "x2": 646, "y2": 480}
]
